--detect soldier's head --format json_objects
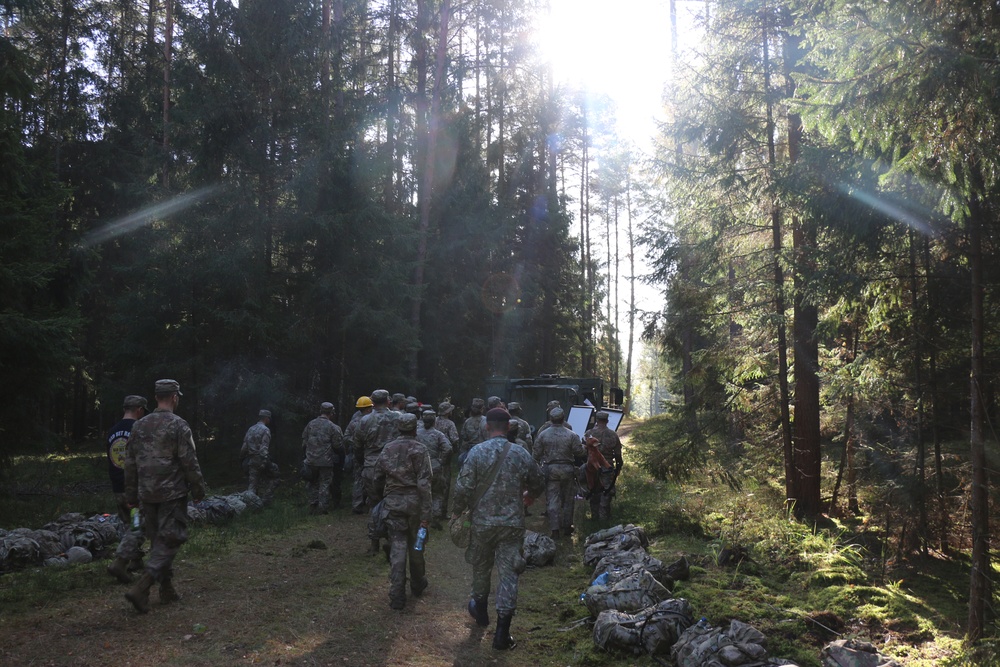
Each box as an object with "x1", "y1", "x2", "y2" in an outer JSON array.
[
  {"x1": 259, "y1": 409, "x2": 272, "y2": 425},
  {"x1": 487, "y1": 395, "x2": 504, "y2": 410},
  {"x1": 371, "y1": 389, "x2": 390, "y2": 407},
  {"x1": 508, "y1": 401, "x2": 522, "y2": 417},
  {"x1": 153, "y1": 379, "x2": 182, "y2": 411},
  {"x1": 438, "y1": 401, "x2": 455, "y2": 417},
  {"x1": 549, "y1": 407, "x2": 565, "y2": 424},
  {"x1": 506, "y1": 422, "x2": 520, "y2": 443},
  {"x1": 546, "y1": 400, "x2": 561, "y2": 419},
  {"x1": 398, "y1": 413, "x2": 418, "y2": 434},
  {"x1": 485, "y1": 407, "x2": 510, "y2": 438},
  {"x1": 422, "y1": 410, "x2": 436, "y2": 427},
  {"x1": 123, "y1": 395, "x2": 147, "y2": 419},
  {"x1": 470, "y1": 398, "x2": 485, "y2": 415},
  {"x1": 406, "y1": 402, "x2": 421, "y2": 416},
  {"x1": 356, "y1": 396, "x2": 374, "y2": 413},
  {"x1": 595, "y1": 411, "x2": 609, "y2": 424},
  {"x1": 391, "y1": 393, "x2": 407, "y2": 410},
  {"x1": 320, "y1": 402, "x2": 335, "y2": 417}
]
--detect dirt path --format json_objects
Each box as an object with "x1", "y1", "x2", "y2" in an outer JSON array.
[{"x1": 0, "y1": 502, "x2": 571, "y2": 666}]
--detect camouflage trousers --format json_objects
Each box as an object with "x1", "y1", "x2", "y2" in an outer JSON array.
[
  {"x1": 589, "y1": 469, "x2": 616, "y2": 520},
  {"x1": 431, "y1": 468, "x2": 448, "y2": 520},
  {"x1": 544, "y1": 464, "x2": 577, "y2": 532},
  {"x1": 467, "y1": 525, "x2": 526, "y2": 615},
  {"x1": 141, "y1": 496, "x2": 189, "y2": 582},
  {"x1": 113, "y1": 492, "x2": 145, "y2": 562},
  {"x1": 438, "y1": 462, "x2": 452, "y2": 520},
  {"x1": 351, "y1": 461, "x2": 366, "y2": 511},
  {"x1": 307, "y1": 466, "x2": 334, "y2": 510},
  {"x1": 327, "y1": 464, "x2": 343, "y2": 508},
  {"x1": 361, "y1": 466, "x2": 378, "y2": 508},
  {"x1": 248, "y1": 461, "x2": 277, "y2": 502},
  {"x1": 386, "y1": 509, "x2": 426, "y2": 607}
]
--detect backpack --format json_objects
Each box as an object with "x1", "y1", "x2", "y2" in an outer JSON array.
[
  {"x1": 523, "y1": 530, "x2": 557, "y2": 566},
  {"x1": 584, "y1": 568, "x2": 672, "y2": 618},
  {"x1": 593, "y1": 597, "x2": 694, "y2": 656},
  {"x1": 584, "y1": 531, "x2": 647, "y2": 568},
  {"x1": 585, "y1": 523, "x2": 649, "y2": 548},
  {"x1": 593, "y1": 549, "x2": 668, "y2": 583},
  {"x1": 820, "y1": 639, "x2": 903, "y2": 667},
  {"x1": 671, "y1": 619, "x2": 779, "y2": 667}
]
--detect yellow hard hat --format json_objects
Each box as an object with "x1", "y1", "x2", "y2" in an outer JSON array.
[{"x1": 356, "y1": 396, "x2": 374, "y2": 408}]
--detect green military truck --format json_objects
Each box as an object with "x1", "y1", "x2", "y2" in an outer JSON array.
[{"x1": 484, "y1": 374, "x2": 609, "y2": 431}]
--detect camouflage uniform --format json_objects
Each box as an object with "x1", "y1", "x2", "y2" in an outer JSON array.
[
  {"x1": 301, "y1": 412, "x2": 344, "y2": 512},
  {"x1": 584, "y1": 419, "x2": 623, "y2": 520},
  {"x1": 373, "y1": 426, "x2": 432, "y2": 610},
  {"x1": 357, "y1": 405, "x2": 401, "y2": 504},
  {"x1": 435, "y1": 404, "x2": 460, "y2": 518},
  {"x1": 453, "y1": 435, "x2": 544, "y2": 617},
  {"x1": 417, "y1": 418, "x2": 453, "y2": 520},
  {"x1": 344, "y1": 409, "x2": 368, "y2": 512},
  {"x1": 124, "y1": 407, "x2": 205, "y2": 584},
  {"x1": 241, "y1": 419, "x2": 275, "y2": 501},
  {"x1": 533, "y1": 415, "x2": 585, "y2": 534},
  {"x1": 107, "y1": 411, "x2": 146, "y2": 566},
  {"x1": 511, "y1": 416, "x2": 533, "y2": 450},
  {"x1": 459, "y1": 411, "x2": 487, "y2": 461}
]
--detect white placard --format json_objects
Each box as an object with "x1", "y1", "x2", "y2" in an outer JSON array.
[
  {"x1": 604, "y1": 408, "x2": 624, "y2": 432},
  {"x1": 567, "y1": 405, "x2": 594, "y2": 436}
]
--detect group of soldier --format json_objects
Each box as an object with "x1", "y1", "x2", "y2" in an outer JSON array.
[{"x1": 103, "y1": 380, "x2": 623, "y2": 653}]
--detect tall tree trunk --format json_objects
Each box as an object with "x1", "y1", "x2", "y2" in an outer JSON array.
[
  {"x1": 384, "y1": 0, "x2": 398, "y2": 206},
  {"x1": 162, "y1": 0, "x2": 172, "y2": 188},
  {"x1": 908, "y1": 228, "x2": 928, "y2": 553},
  {"x1": 924, "y1": 238, "x2": 947, "y2": 551},
  {"x1": 625, "y1": 169, "x2": 635, "y2": 414}
]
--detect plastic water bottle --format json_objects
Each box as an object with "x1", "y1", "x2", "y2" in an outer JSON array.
[
  {"x1": 130, "y1": 507, "x2": 141, "y2": 531},
  {"x1": 414, "y1": 526, "x2": 428, "y2": 551}
]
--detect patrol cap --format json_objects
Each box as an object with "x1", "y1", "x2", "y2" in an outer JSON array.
[
  {"x1": 154, "y1": 379, "x2": 182, "y2": 396},
  {"x1": 549, "y1": 407, "x2": 565, "y2": 421},
  {"x1": 546, "y1": 400, "x2": 561, "y2": 410},
  {"x1": 320, "y1": 402, "x2": 334, "y2": 414},
  {"x1": 438, "y1": 401, "x2": 455, "y2": 415},
  {"x1": 356, "y1": 396, "x2": 374, "y2": 409},
  {"x1": 406, "y1": 395, "x2": 417, "y2": 404},
  {"x1": 123, "y1": 395, "x2": 147, "y2": 410},
  {"x1": 391, "y1": 392, "x2": 407, "y2": 404},
  {"x1": 398, "y1": 413, "x2": 418, "y2": 432},
  {"x1": 595, "y1": 411, "x2": 609, "y2": 421},
  {"x1": 486, "y1": 407, "x2": 511, "y2": 423},
  {"x1": 371, "y1": 389, "x2": 390, "y2": 405},
  {"x1": 259, "y1": 409, "x2": 272, "y2": 419},
  {"x1": 508, "y1": 401, "x2": 521, "y2": 414},
  {"x1": 406, "y1": 402, "x2": 420, "y2": 414},
  {"x1": 471, "y1": 398, "x2": 485, "y2": 410},
  {"x1": 422, "y1": 409, "x2": 437, "y2": 422},
  {"x1": 487, "y1": 396, "x2": 503, "y2": 409}
]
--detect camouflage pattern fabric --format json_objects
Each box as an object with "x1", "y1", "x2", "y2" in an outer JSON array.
[
  {"x1": 511, "y1": 415, "x2": 533, "y2": 448},
  {"x1": 671, "y1": 619, "x2": 776, "y2": 667},
  {"x1": 242, "y1": 421, "x2": 276, "y2": 500},
  {"x1": 113, "y1": 492, "x2": 145, "y2": 561},
  {"x1": 124, "y1": 408, "x2": 206, "y2": 505},
  {"x1": 821, "y1": 639, "x2": 902, "y2": 667},
  {"x1": 467, "y1": 525, "x2": 526, "y2": 615},
  {"x1": 593, "y1": 597, "x2": 693, "y2": 656},
  {"x1": 435, "y1": 416, "x2": 460, "y2": 448},
  {"x1": 142, "y1": 496, "x2": 190, "y2": 582},
  {"x1": 586, "y1": 524, "x2": 649, "y2": 548},
  {"x1": 307, "y1": 466, "x2": 335, "y2": 511},
  {"x1": 416, "y1": 423, "x2": 452, "y2": 519},
  {"x1": 435, "y1": 415, "x2": 459, "y2": 518},
  {"x1": 301, "y1": 415, "x2": 344, "y2": 468},
  {"x1": 593, "y1": 549, "x2": 669, "y2": 583},
  {"x1": 345, "y1": 410, "x2": 368, "y2": 511},
  {"x1": 522, "y1": 530, "x2": 556, "y2": 566},
  {"x1": 583, "y1": 568, "x2": 672, "y2": 618},
  {"x1": 453, "y1": 436, "x2": 545, "y2": 528},
  {"x1": 357, "y1": 407, "x2": 402, "y2": 468},
  {"x1": 584, "y1": 531, "x2": 647, "y2": 567},
  {"x1": 459, "y1": 414, "x2": 487, "y2": 458},
  {"x1": 533, "y1": 425, "x2": 584, "y2": 532},
  {"x1": 584, "y1": 422, "x2": 623, "y2": 468},
  {"x1": 385, "y1": 509, "x2": 426, "y2": 608}
]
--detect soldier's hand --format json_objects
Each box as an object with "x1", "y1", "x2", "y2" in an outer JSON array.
[
  {"x1": 191, "y1": 484, "x2": 207, "y2": 502},
  {"x1": 420, "y1": 519, "x2": 430, "y2": 528}
]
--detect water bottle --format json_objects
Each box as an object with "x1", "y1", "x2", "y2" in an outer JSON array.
[
  {"x1": 414, "y1": 526, "x2": 428, "y2": 551},
  {"x1": 130, "y1": 507, "x2": 141, "y2": 531}
]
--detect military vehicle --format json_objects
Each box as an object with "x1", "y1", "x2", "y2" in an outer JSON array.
[{"x1": 484, "y1": 374, "x2": 614, "y2": 431}]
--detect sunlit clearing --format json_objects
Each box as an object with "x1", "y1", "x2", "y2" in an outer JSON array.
[{"x1": 79, "y1": 185, "x2": 220, "y2": 248}]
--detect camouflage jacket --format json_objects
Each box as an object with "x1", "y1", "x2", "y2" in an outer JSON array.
[
  {"x1": 301, "y1": 415, "x2": 344, "y2": 467},
  {"x1": 373, "y1": 436, "x2": 432, "y2": 521},
  {"x1": 241, "y1": 422, "x2": 271, "y2": 464},
  {"x1": 124, "y1": 408, "x2": 205, "y2": 504},
  {"x1": 416, "y1": 423, "x2": 453, "y2": 471},
  {"x1": 512, "y1": 416, "x2": 534, "y2": 449},
  {"x1": 453, "y1": 435, "x2": 544, "y2": 528},
  {"x1": 344, "y1": 410, "x2": 366, "y2": 458},
  {"x1": 584, "y1": 423, "x2": 623, "y2": 468},
  {"x1": 435, "y1": 416, "x2": 460, "y2": 447},
  {"x1": 459, "y1": 414, "x2": 487, "y2": 452},
  {"x1": 356, "y1": 407, "x2": 401, "y2": 468},
  {"x1": 533, "y1": 424, "x2": 585, "y2": 466}
]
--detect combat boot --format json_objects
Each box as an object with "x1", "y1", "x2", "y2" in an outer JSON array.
[
  {"x1": 107, "y1": 557, "x2": 133, "y2": 584},
  {"x1": 159, "y1": 578, "x2": 181, "y2": 604},
  {"x1": 492, "y1": 613, "x2": 516, "y2": 650},
  {"x1": 467, "y1": 596, "x2": 490, "y2": 627},
  {"x1": 125, "y1": 572, "x2": 156, "y2": 614}
]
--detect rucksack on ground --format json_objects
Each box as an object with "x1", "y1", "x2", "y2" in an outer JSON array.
[
  {"x1": 583, "y1": 568, "x2": 672, "y2": 618},
  {"x1": 593, "y1": 597, "x2": 694, "y2": 656}
]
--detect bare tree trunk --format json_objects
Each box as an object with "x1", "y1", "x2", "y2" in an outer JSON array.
[
  {"x1": 908, "y1": 228, "x2": 928, "y2": 554},
  {"x1": 162, "y1": 0, "x2": 172, "y2": 188},
  {"x1": 625, "y1": 169, "x2": 635, "y2": 414}
]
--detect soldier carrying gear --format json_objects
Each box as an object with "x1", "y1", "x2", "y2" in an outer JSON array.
[
  {"x1": 584, "y1": 411, "x2": 624, "y2": 520},
  {"x1": 302, "y1": 402, "x2": 345, "y2": 514},
  {"x1": 532, "y1": 407, "x2": 585, "y2": 539},
  {"x1": 356, "y1": 389, "x2": 402, "y2": 554},
  {"x1": 241, "y1": 409, "x2": 276, "y2": 502},
  {"x1": 346, "y1": 396, "x2": 375, "y2": 513},
  {"x1": 434, "y1": 401, "x2": 460, "y2": 521},
  {"x1": 417, "y1": 409, "x2": 453, "y2": 528},
  {"x1": 459, "y1": 398, "x2": 487, "y2": 464}
]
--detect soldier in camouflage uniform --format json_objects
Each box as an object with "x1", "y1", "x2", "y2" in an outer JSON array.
[
  {"x1": 241, "y1": 409, "x2": 276, "y2": 502},
  {"x1": 123, "y1": 379, "x2": 206, "y2": 614},
  {"x1": 507, "y1": 402, "x2": 533, "y2": 450},
  {"x1": 106, "y1": 394, "x2": 148, "y2": 584},
  {"x1": 301, "y1": 402, "x2": 344, "y2": 514},
  {"x1": 533, "y1": 407, "x2": 585, "y2": 538},
  {"x1": 453, "y1": 408, "x2": 545, "y2": 650},
  {"x1": 458, "y1": 398, "x2": 487, "y2": 464},
  {"x1": 372, "y1": 413, "x2": 432, "y2": 610},
  {"x1": 534, "y1": 400, "x2": 563, "y2": 438},
  {"x1": 416, "y1": 409, "x2": 452, "y2": 527},
  {"x1": 435, "y1": 401, "x2": 460, "y2": 521},
  {"x1": 583, "y1": 411, "x2": 624, "y2": 520},
  {"x1": 345, "y1": 396, "x2": 374, "y2": 514},
  {"x1": 356, "y1": 389, "x2": 401, "y2": 553}
]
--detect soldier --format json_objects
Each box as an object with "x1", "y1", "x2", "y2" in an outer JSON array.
[
  {"x1": 241, "y1": 409, "x2": 276, "y2": 502},
  {"x1": 345, "y1": 395, "x2": 374, "y2": 514},
  {"x1": 106, "y1": 395, "x2": 148, "y2": 584},
  {"x1": 372, "y1": 413, "x2": 432, "y2": 610},
  {"x1": 301, "y1": 402, "x2": 344, "y2": 514},
  {"x1": 507, "y1": 402, "x2": 533, "y2": 450},
  {"x1": 453, "y1": 407, "x2": 544, "y2": 650},
  {"x1": 123, "y1": 379, "x2": 206, "y2": 614},
  {"x1": 459, "y1": 397, "x2": 487, "y2": 464},
  {"x1": 487, "y1": 395, "x2": 505, "y2": 410},
  {"x1": 356, "y1": 389, "x2": 401, "y2": 553},
  {"x1": 435, "y1": 401, "x2": 460, "y2": 521},
  {"x1": 535, "y1": 400, "x2": 563, "y2": 438},
  {"x1": 584, "y1": 411, "x2": 624, "y2": 520},
  {"x1": 416, "y1": 409, "x2": 452, "y2": 528},
  {"x1": 532, "y1": 407, "x2": 585, "y2": 539},
  {"x1": 390, "y1": 392, "x2": 408, "y2": 412}
]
